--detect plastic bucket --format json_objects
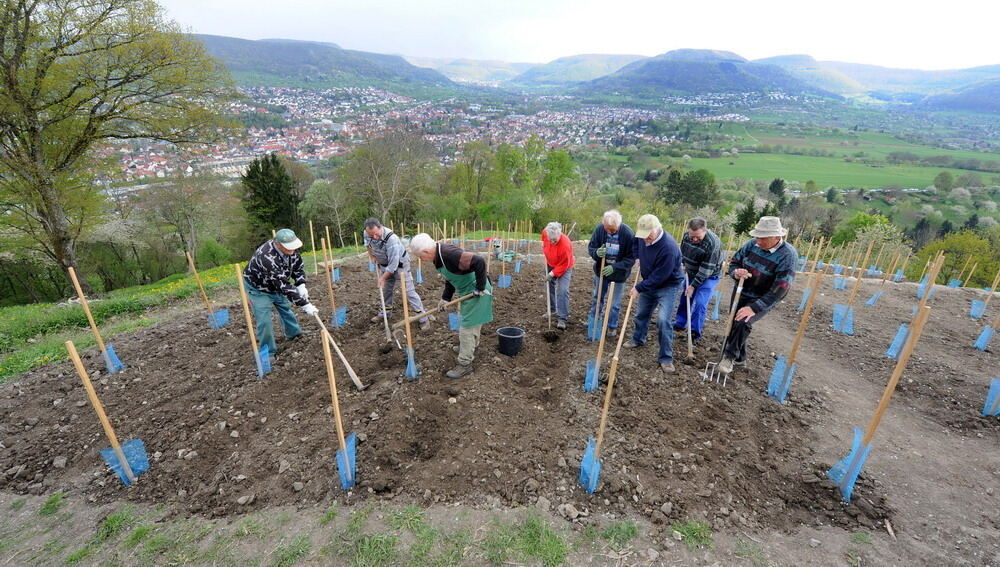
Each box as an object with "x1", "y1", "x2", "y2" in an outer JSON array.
[{"x1": 497, "y1": 327, "x2": 525, "y2": 357}]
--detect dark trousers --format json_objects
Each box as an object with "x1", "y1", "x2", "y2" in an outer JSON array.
[{"x1": 723, "y1": 292, "x2": 768, "y2": 363}]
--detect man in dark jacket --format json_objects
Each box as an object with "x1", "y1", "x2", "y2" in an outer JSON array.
[
  {"x1": 717, "y1": 216, "x2": 797, "y2": 374},
  {"x1": 624, "y1": 214, "x2": 684, "y2": 374},
  {"x1": 242, "y1": 229, "x2": 319, "y2": 356},
  {"x1": 675, "y1": 218, "x2": 722, "y2": 341},
  {"x1": 586, "y1": 209, "x2": 636, "y2": 337}
]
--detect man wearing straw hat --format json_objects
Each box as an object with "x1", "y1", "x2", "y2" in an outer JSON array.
[
  {"x1": 674, "y1": 217, "x2": 722, "y2": 341},
  {"x1": 717, "y1": 216, "x2": 798, "y2": 374},
  {"x1": 364, "y1": 218, "x2": 432, "y2": 330},
  {"x1": 587, "y1": 209, "x2": 636, "y2": 338},
  {"x1": 243, "y1": 229, "x2": 319, "y2": 356},
  {"x1": 410, "y1": 233, "x2": 493, "y2": 379},
  {"x1": 542, "y1": 221, "x2": 574, "y2": 330},
  {"x1": 623, "y1": 214, "x2": 684, "y2": 374}
]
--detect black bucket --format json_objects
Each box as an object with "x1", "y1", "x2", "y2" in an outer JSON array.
[{"x1": 497, "y1": 327, "x2": 525, "y2": 357}]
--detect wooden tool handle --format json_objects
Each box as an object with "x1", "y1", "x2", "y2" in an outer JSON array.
[
  {"x1": 235, "y1": 264, "x2": 260, "y2": 356},
  {"x1": 593, "y1": 283, "x2": 616, "y2": 368},
  {"x1": 594, "y1": 257, "x2": 606, "y2": 310},
  {"x1": 321, "y1": 238, "x2": 336, "y2": 313},
  {"x1": 313, "y1": 313, "x2": 366, "y2": 390},
  {"x1": 399, "y1": 270, "x2": 415, "y2": 354},
  {"x1": 391, "y1": 293, "x2": 475, "y2": 329},
  {"x1": 67, "y1": 267, "x2": 107, "y2": 354},
  {"x1": 309, "y1": 221, "x2": 319, "y2": 276},
  {"x1": 720, "y1": 279, "x2": 745, "y2": 342},
  {"x1": 846, "y1": 241, "x2": 875, "y2": 307},
  {"x1": 320, "y1": 328, "x2": 349, "y2": 463},
  {"x1": 787, "y1": 272, "x2": 823, "y2": 367},
  {"x1": 595, "y1": 270, "x2": 642, "y2": 458},
  {"x1": 66, "y1": 340, "x2": 135, "y2": 483},
  {"x1": 186, "y1": 252, "x2": 214, "y2": 314},
  {"x1": 862, "y1": 305, "x2": 931, "y2": 446}
]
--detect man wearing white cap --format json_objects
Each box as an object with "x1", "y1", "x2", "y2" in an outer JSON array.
[
  {"x1": 717, "y1": 216, "x2": 797, "y2": 374},
  {"x1": 242, "y1": 228, "x2": 319, "y2": 356},
  {"x1": 623, "y1": 213, "x2": 685, "y2": 374}
]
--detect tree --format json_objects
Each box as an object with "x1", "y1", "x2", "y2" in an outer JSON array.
[
  {"x1": 733, "y1": 199, "x2": 757, "y2": 235},
  {"x1": 909, "y1": 218, "x2": 934, "y2": 249},
  {"x1": 300, "y1": 180, "x2": 364, "y2": 248},
  {"x1": 804, "y1": 180, "x2": 819, "y2": 194},
  {"x1": 337, "y1": 129, "x2": 434, "y2": 224},
  {"x1": 938, "y1": 220, "x2": 955, "y2": 237},
  {"x1": 0, "y1": 0, "x2": 232, "y2": 290},
  {"x1": 964, "y1": 214, "x2": 979, "y2": 230},
  {"x1": 242, "y1": 153, "x2": 300, "y2": 239},
  {"x1": 768, "y1": 178, "x2": 786, "y2": 199},
  {"x1": 831, "y1": 212, "x2": 889, "y2": 246},
  {"x1": 933, "y1": 171, "x2": 955, "y2": 192},
  {"x1": 656, "y1": 168, "x2": 717, "y2": 208},
  {"x1": 826, "y1": 187, "x2": 838, "y2": 203}
]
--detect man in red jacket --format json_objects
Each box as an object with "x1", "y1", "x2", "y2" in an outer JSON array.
[{"x1": 542, "y1": 221, "x2": 575, "y2": 330}]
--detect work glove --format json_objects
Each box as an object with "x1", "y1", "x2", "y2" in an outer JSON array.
[
  {"x1": 302, "y1": 303, "x2": 319, "y2": 317},
  {"x1": 438, "y1": 298, "x2": 450, "y2": 311},
  {"x1": 601, "y1": 265, "x2": 614, "y2": 277},
  {"x1": 547, "y1": 270, "x2": 556, "y2": 281},
  {"x1": 296, "y1": 284, "x2": 309, "y2": 301},
  {"x1": 473, "y1": 288, "x2": 491, "y2": 297},
  {"x1": 596, "y1": 245, "x2": 607, "y2": 258}
]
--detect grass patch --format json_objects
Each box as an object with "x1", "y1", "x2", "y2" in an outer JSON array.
[
  {"x1": 319, "y1": 502, "x2": 339, "y2": 526},
  {"x1": 341, "y1": 504, "x2": 375, "y2": 539},
  {"x1": 65, "y1": 546, "x2": 93, "y2": 564},
  {"x1": 387, "y1": 506, "x2": 427, "y2": 532},
  {"x1": 9, "y1": 499, "x2": 26, "y2": 511},
  {"x1": 142, "y1": 533, "x2": 174, "y2": 555},
  {"x1": 351, "y1": 533, "x2": 397, "y2": 567},
  {"x1": 39, "y1": 492, "x2": 65, "y2": 516},
  {"x1": 95, "y1": 506, "x2": 135, "y2": 543},
  {"x1": 851, "y1": 531, "x2": 874, "y2": 545},
  {"x1": 429, "y1": 529, "x2": 471, "y2": 567},
  {"x1": 481, "y1": 514, "x2": 568, "y2": 566},
  {"x1": 735, "y1": 538, "x2": 774, "y2": 567},
  {"x1": 270, "y1": 535, "x2": 312, "y2": 567},
  {"x1": 123, "y1": 525, "x2": 153, "y2": 548},
  {"x1": 670, "y1": 519, "x2": 713, "y2": 550},
  {"x1": 600, "y1": 520, "x2": 638, "y2": 551},
  {"x1": 234, "y1": 516, "x2": 267, "y2": 538}
]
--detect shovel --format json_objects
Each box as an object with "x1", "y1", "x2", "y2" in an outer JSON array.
[
  {"x1": 579, "y1": 275, "x2": 639, "y2": 493},
  {"x1": 235, "y1": 265, "x2": 271, "y2": 378},
  {"x1": 400, "y1": 275, "x2": 419, "y2": 379},
  {"x1": 67, "y1": 267, "x2": 125, "y2": 374},
  {"x1": 827, "y1": 305, "x2": 931, "y2": 502},
  {"x1": 682, "y1": 274, "x2": 695, "y2": 365},
  {"x1": 768, "y1": 272, "x2": 823, "y2": 403},
  {"x1": 312, "y1": 313, "x2": 367, "y2": 390},
  {"x1": 186, "y1": 252, "x2": 229, "y2": 329},
  {"x1": 543, "y1": 277, "x2": 559, "y2": 343},
  {"x1": 376, "y1": 268, "x2": 402, "y2": 355},
  {"x1": 702, "y1": 278, "x2": 745, "y2": 386},
  {"x1": 320, "y1": 327, "x2": 357, "y2": 490},
  {"x1": 584, "y1": 283, "x2": 616, "y2": 391},
  {"x1": 587, "y1": 257, "x2": 607, "y2": 341},
  {"x1": 65, "y1": 340, "x2": 148, "y2": 485}
]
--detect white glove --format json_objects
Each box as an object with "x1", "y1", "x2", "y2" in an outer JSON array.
[
  {"x1": 296, "y1": 284, "x2": 309, "y2": 301},
  {"x1": 302, "y1": 303, "x2": 319, "y2": 316}
]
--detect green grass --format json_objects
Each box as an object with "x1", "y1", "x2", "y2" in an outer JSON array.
[
  {"x1": 735, "y1": 538, "x2": 775, "y2": 567},
  {"x1": 387, "y1": 506, "x2": 426, "y2": 532},
  {"x1": 600, "y1": 520, "x2": 638, "y2": 551},
  {"x1": 351, "y1": 533, "x2": 397, "y2": 567},
  {"x1": 9, "y1": 499, "x2": 26, "y2": 511},
  {"x1": 38, "y1": 492, "x2": 65, "y2": 516},
  {"x1": 94, "y1": 506, "x2": 135, "y2": 543},
  {"x1": 234, "y1": 516, "x2": 267, "y2": 538},
  {"x1": 123, "y1": 525, "x2": 153, "y2": 548},
  {"x1": 319, "y1": 502, "x2": 339, "y2": 526},
  {"x1": 671, "y1": 519, "x2": 713, "y2": 550},
  {"x1": 480, "y1": 514, "x2": 568, "y2": 566},
  {"x1": 64, "y1": 546, "x2": 92, "y2": 564},
  {"x1": 851, "y1": 531, "x2": 874, "y2": 545},
  {"x1": 341, "y1": 504, "x2": 375, "y2": 539},
  {"x1": 270, "y1": 535, "x2": 312, "y2": 567}
]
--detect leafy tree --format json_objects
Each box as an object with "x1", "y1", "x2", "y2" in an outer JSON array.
[
  {"x1": 825, "y1": 187, "x2": 838, "y2": 203},
  {"x1": 299, "y1": 180, "x2": 365, "y2": 248},
  {"x1": 657, "y1": 168, "x2": 717, "y2": 208},
  {"x1": 0, "y1": 0, "x2": 232, "y2": 290},
  {"x1": 909, "y1": 231, "x2": 998, "y2": 286},
  {"x1": 964, "y1": 214, "x2": 979, "y2": 230},
  {"x1": 933, "y1": 171, "x2": 955, "y2": 192},
  {"x1": 733, "y1": 199, "x2": 757, "y2": 235},
  {"x1": 909, "y1": 218, "x2": 934, "y2": 249},
  {"x1": 804, "y1": 180, "x2": 819, "y2": 194},
  {"x1": 831, "y1": 212, "x2": 889, "y2": 246},
  {"x1": 938, "y1": 220, "x2": 955, "y2": 237},
  {"x1": 242, "y1": 153, "x2": 301, "y2": 239}
]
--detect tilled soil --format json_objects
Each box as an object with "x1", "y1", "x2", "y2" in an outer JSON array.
[{"x1": 1, "y1": 241, "x2": 997, "y2": 564}]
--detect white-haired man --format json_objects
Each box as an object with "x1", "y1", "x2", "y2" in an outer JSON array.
[
  {"x1": 410, "y1": 233, "x2": 493, "y2": 379},
  {"x1": 586, "y1": 209, "x2": 636, "y2": 337},
  {"x1": 542, "y1": 222, "x2": 574, "y2": 329}
]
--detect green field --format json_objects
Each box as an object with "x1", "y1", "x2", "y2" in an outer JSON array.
[{"x1": 686, "y1": 153, "x2": 974, "y2": 188}]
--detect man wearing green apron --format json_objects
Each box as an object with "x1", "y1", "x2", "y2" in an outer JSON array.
[{"x1": 410, "y1": 233, "x2": 493, "y2": 378}]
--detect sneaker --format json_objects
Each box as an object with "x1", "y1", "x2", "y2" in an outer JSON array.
[
  {"x1": 660, "y1": 362, "x2": 676, "y2": 374},
  {"x1": 445, "y1": 364, "x2": 474, "y2": 379},
  {"x1": 555, "y1": 320, "x2": 567, "y2": 330},
  {"x1": 287, "y1": 329, "x2": 313, "y2": 341},
  {"x1": 717, "y1": 357, "x2": 734, "y2": 374},
  {"x1": 607, "y1": 327, "x2": 618, "y2": 338},
  {"x1": 623, "y1": 341, "x2": 641, "y2": 349},
  {"x1": 452, "y1": 345, "x2": 460, "y2": 354}
]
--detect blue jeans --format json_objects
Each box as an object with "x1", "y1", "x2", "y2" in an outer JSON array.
[
  {"x1": 631, "y1": 283, "x2": 683, "y2": 364},
  {"x1": 674, "y1": 276, "x2": 720, "y2": 339},
  {"x1": 547, "y1": 267, "x2": 572, "y2": 323},
  {"x1": 245, "y1": 282, "x2": 302, "y2": 355},
  {"x1": 590, "y1": 274, "x2": 627, "y2": 329}
]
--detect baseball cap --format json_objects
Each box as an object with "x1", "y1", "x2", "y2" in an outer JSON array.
[
  {"x1": 635, "y1": 214, "x2": 662, "y2": 239},
  {"x1": 274, "y1": 228, "x2": 303, "y2": 250}
]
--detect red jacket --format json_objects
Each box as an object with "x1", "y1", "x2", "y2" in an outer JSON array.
[{"x1": 542, "y1": 232, "x2": 575, "y2": 277}]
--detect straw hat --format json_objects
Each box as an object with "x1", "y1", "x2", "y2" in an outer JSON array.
[{"x1": 749, "y1": 216, "x2": 787, "y2": 238}]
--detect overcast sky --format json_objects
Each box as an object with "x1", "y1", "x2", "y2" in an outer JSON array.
[{"x1": 158, "y1": 0, "x2": 998, "y2": 70}]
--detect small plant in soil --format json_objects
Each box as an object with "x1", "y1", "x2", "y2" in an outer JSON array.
[
  {"x1": 64, "y1": 546, "x2": 92, "y2": 564},
  {"x1": 851, "y1": 531, "x2": 874, "y2": 545},
  {"x1": 388, "y1": 506, "x2": 427, "y2": 532},
  {"x1": 95, "y1": 506, "x2": 135, "y2": 542},
  {"x1": 351, "y1": 532, "x2": 398, "y2": 566},
  {"x1": 38, "y1": 492, "x2": 65, "y2": 516},
  {"x1": 123, "y1": 526, "x2": 153, "y2": 549},
  {"x1": 9, "y1": 499, "x2": 26, "y2": 511},
  {"x1": 319, "y1": 502, "x2": 339, "y2": 526},
  {"x1": 270, "y1": 535, "x2": 312, "y2": 567},
  {"x1": 671, "y1": 519, "x2": 713, "y2": 550},
  {"x1": 480, "y1": 514, "x2": 568, "y2": 566},
  {"x1": 601, "y1": 520, "x2": 638, "y2": 551}
]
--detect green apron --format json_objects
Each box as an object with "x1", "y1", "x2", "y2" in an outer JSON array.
[{"x1": 437, "y1": 248, "x2": 493, "y2": 329}]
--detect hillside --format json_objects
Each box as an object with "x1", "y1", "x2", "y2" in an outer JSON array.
[
  {"x1": 193, "y1": 34, "x2": 459, "y2": 96},
  {"x1": 919, "y1": 79, "x2": 1000, "y2": 113},
  {"x1": 820, "y1": 61, "x2": 1000, "y2": 95},
  {"x1": 754, "y1": 55, "x2": 864, "y2": 94},
  {"x1": 577, "y1": 49, "x2": 832, "y2": 98},
  {"x1": 404, "y1": 56, "x2": 537, "y2": 84},
  {"x1": 507, "y1": 54, "x2": 647, "y2": 88}
]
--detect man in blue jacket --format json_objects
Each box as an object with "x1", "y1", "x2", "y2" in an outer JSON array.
[
  {"x1": 624, "y1": 214, "x2": 685, "y2": 374},
  {"x1": 586, "y1": 210, "x2": 636, "y2": 337}
]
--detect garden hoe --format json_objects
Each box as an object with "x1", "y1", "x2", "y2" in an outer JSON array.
[
  {"x1": 67, "y1": 267, "x2": 124, "y2": 374},
  {"x1": 66, "y1": 340, "x2": 148, "y2": 485},
  {"x1": 702, "y1": 278, "x2": 744, "y2": 386},
  {"x1": 320, "y1": 328, "x2": 357, "y2": 490},
  {"x1": 312, "y1": 313, "x2": 367, "y2": 390},
  {"x1": 579, "y1": 274, "x2": 638, "y2": 493},
  {"x1": 391, "y1": 293, "x2": 474, "y2": 331},
  {"x1": 186, "y1": 252, "x2": 228, "y2": 329}
]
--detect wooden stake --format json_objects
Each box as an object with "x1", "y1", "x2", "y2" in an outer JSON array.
[
  {"x1": 955, "y1": 256, "x2": 972, "y2": 283},
  {"x1": 595, "y1": 271, "x2": 641, "y2": 458},
  {"x1": 846, "y1": 241, "x2": 875, "y2": 308},
  {"x1": 67, "y1": 267, "x2": 108, "y2": 356},
  {"x1": 324, "y1": 225, "x2": 332, "y2": 254},
  {"x1": 787, "y1": 271, "x2": 824, "y2": 367},
  {"x1": 321, "y1": 238, "x2": 337, "y2": 315},
  {"x1": 980, "y1": 267, "x2": 1000, "y2": 310},
  {"x1": 66, "y1": 340, "x2": 135, "y2": 483},
  {"x1": 962, "y1": 263, "x2": 978, "y2": 288},
  {"x1": 880, "y1": 249, "x2": 902, "y2": 288},
  {"x1": 309, "y1": 221, "x2": 319, "y2": 276},
  {"x1": 235, "y1": 264, "x2": 261, "y2": 358},
  {"x1": 319, "y1": 327, "x2": 350, "y2": 482},
  {"x1": 862, "y1": 305, "x2": 931, "y2": 446},
  {"x1": 353, "y1": 231, "x2": 358, "y2": 249},
  {"x1": 399, "y1": 269, "x2": 415, "y2": 357},
  {"x1": 185, "y1": 252, "x2": 216, "y2": 317}
]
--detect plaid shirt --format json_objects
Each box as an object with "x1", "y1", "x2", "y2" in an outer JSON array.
[
  {"x1": 243, "y1": 240, "x2": 308, "y2": 306},
  {"x1": 681, "y1": 229, "x2": 722, "y2": 287},
  {"x1": 728, "y1": 239, "x2": 797, "y2": 313}
]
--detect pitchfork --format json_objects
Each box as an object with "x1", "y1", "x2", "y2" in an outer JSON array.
[{"x1": 702, "y1": 278, "x2": 745, "y2": 386}]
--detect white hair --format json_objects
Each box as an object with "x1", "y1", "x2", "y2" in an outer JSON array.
[
  {"x1": 602, "y1": 210, "x2": 622, "y2": 228},
  {"x1": 409, "y1": 233, "x2": 436, "y2": 255},
  {"x1": 544, "y1": 221, "x2": 562, "y2": 240}
]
